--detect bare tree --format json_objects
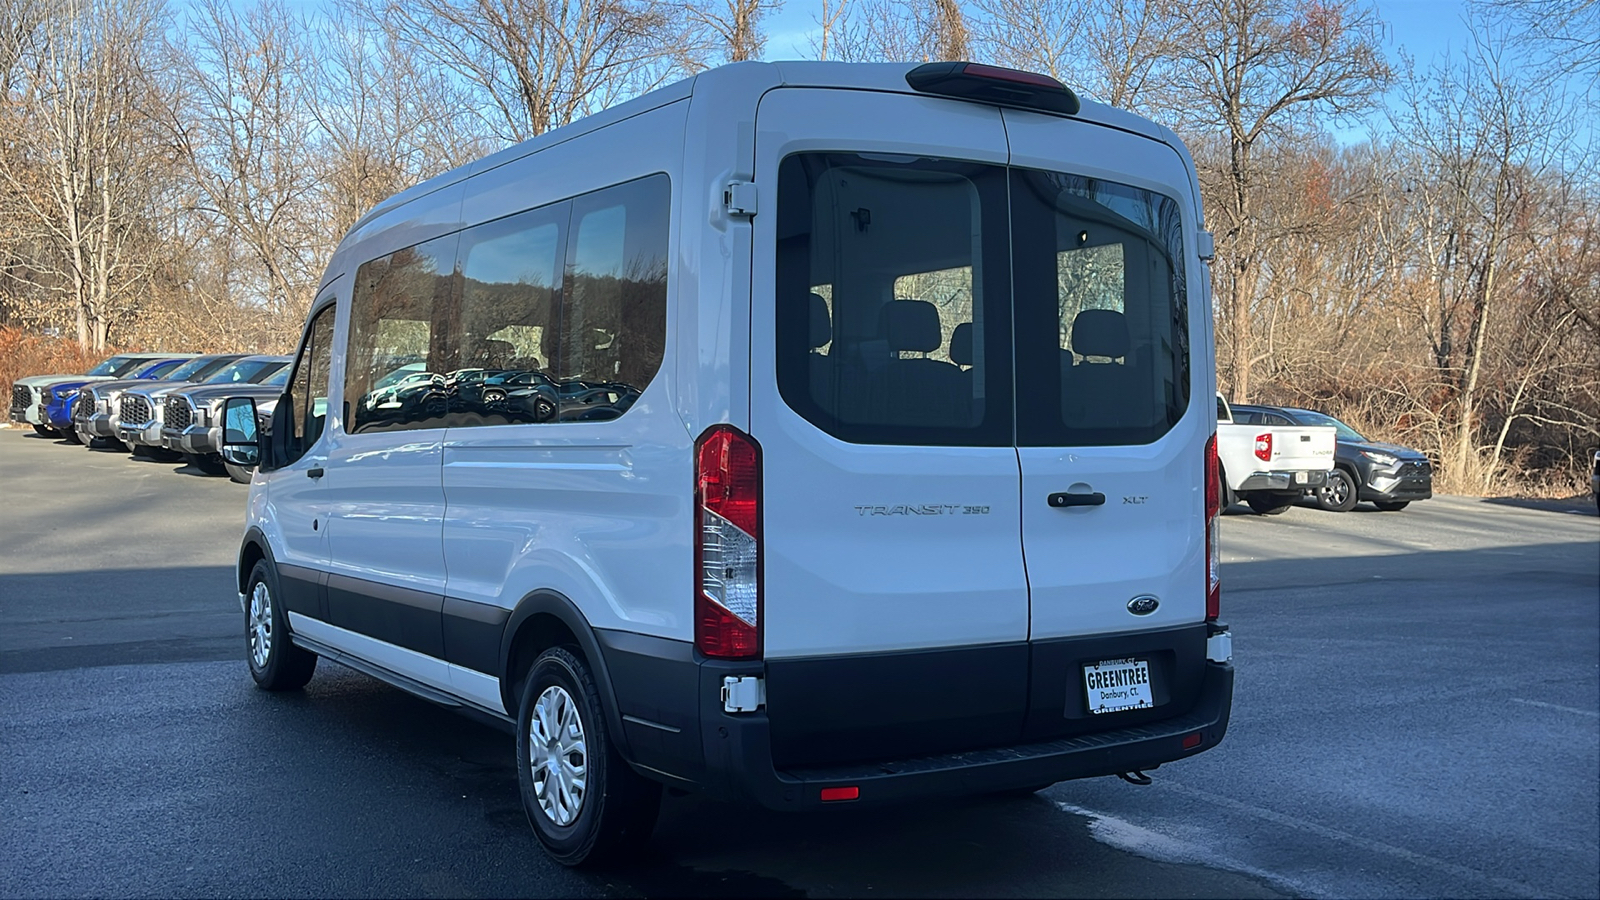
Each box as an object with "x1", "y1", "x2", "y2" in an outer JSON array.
[
  {"x1": 822, "y1": 0, "x2": 971, "y2": 62},
  {"x1": 0, "y1": 0, "x2": 170, "y2": 349},
  {"x1": 1478, "y1": 0, "x2": 1600, "y2": 89},
  {"x1": 1391, "y1": 25, "x2": 1577, "y2": 488},
  {"x1": 687, "y1": 0, "x2": 780, "y2": 64},
  {"x1": 973, "y1": 0, "x2": 1180, "y2": 112},
  {"x1": 373, "y1": 0, "x2": 694, "y2": 143},
  {"x1": 165, "y1": 0, "x2": 324, "y2": 337},
  {"x1": 309, "y1": 1, "x2": 486, "y2": 240},
  {"x1": 1166, "y1": 0, "x2": 1389, "y2": 403}
]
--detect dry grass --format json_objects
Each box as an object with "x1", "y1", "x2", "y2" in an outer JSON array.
[{"x1": 0, "y1": 328, "x2": 125, "y2": 403}]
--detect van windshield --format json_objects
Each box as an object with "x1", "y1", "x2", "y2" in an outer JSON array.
[{"x1": 775, "y1": 152, "x2": 1189, "y2": 447}]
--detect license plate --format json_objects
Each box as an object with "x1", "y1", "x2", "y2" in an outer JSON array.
[
  {"x1": 1083, "y1": 658, "x2": 1154, "y2": 714},
  {"x1": 1295, "y1": 471, "x2": 1310, "y2": 483}
]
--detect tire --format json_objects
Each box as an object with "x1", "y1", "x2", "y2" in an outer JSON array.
[
  {"x1": 60, "y1": 428, "x2": 82, "y2": 445},
  {"x1": 517, "y1": 646, "x2": 661, "y2": 867},
  {"x1": 225, "y1": 461, "x2": 255, "y2": 484},
  {"x1": 1217, "y1": 470, "x2": 1235, "y2": 510},
  {"x1": 1246, "y1": 494, "x2": 1294, "y2": 515},
  {"x1": 1316, "y1": 469, "x2": 1359, "y2": 513},
  {"x1": 88, "y1": 436, "x2": 125, "y2": 451},
  {"x1": 483, "y1": 388, "x2": 507, "y2": 404},
  {"x1": 185, "y1": 453, "x2": 227, "y2": 476},
  {"x1": 244, "y1": 560, "x2": 317, "y2": 691},
  {"x1": 31, "y1": 424, "x2": 54, "y2": 437},
  {"x1": 1374, "y1": 500, "x2": 1410, "y2": 511}
]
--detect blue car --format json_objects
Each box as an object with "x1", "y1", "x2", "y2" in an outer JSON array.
[{"x1": 38, "y1": 358, "x2": 189, "y2": 443}]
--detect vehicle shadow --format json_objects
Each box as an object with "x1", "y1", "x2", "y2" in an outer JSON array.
[
  {"x1": 265, "y1": 669, "x2": 1279, "y2": 899},
  {"x1": 1480, "y1": 494, "x2": 1598, "y2": 516}
]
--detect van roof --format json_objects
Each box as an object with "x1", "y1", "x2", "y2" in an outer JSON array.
[{"x1": 346, "y1": 61, "x2": 1181, "y2": 241}]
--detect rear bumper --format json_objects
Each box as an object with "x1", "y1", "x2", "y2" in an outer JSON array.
[
  {"x1": 597, "y1": 625, "x2": 1234, "y2": 812},
  {"x1": 703, "y1": 661, "x2": 1233, "y2": 810},
  {"x1": 1238, "y1": 469, "x2": 1327, "y2": 492}
]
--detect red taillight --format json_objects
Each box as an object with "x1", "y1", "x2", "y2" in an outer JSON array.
[
  {"x1": 1205, "y1": 433, "x2": 1221, "y2": 621},
  {"x1": 820, "y1": 786, "x2": 859, "y2": 802},
  {"x1": 1253, "y1": 432, "x2": 1272, "y2": 462},
  {"x1": 1182, "y1": 732, "x2": 1204, "y2": 749},
  {"x1": 695, "y1": 426, "x2": 761, "y2": 659}
]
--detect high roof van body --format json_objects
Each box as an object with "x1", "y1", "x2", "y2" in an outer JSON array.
[{"x1": 222, "y1": 61, "x2": 1233, "y2": 866}]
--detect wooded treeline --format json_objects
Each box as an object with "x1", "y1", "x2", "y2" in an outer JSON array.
[{"x1": 2, "y1": 0, "x2": 1596, "y2": 494}]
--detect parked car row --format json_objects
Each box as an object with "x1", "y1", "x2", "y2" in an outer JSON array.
[
  {"x1": 1217, "y1": 394, "x2": 1434, "y2": 514},
  {"x1": 10, "y1": 352, "x2": 291, "y2": 483}
]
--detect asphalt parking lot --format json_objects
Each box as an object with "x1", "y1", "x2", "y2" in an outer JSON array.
[{"x1": 2, "y1": 426, "x2": 1596, "y2": 898}]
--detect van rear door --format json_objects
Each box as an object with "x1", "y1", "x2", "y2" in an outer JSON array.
[
  {"x1": 750, "y1": 88, "x2": 1029, "y2": 767},
  {"x1": 1003, "y1": 111, "x2": 1210, "y2": 737}
]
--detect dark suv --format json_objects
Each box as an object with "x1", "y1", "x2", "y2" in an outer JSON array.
[{"x1": 1231, "y1": 405, "x2": 1432, "y2": 512}]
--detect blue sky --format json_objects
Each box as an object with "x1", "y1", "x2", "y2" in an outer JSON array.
[
  {"x1": 761, "y1": 0, "x2": 1478, "y2": 67},
  {"x1": 760, "y1": 0, "x2": 1484, "y2": 141}
]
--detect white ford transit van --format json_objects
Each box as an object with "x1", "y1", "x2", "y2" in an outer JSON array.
[{"x1": 221, "y1": 60, "x2": 1233, "y2": 867}]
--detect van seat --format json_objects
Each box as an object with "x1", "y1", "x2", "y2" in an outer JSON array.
[
  {"x1": 1063, "y1": 309, "x2": 1151, "y2": 429},
  {"x1": 870, "y1": 300, "x2": 969, "y2": 427}
]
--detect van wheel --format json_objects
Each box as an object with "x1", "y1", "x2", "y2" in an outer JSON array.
[
  {"x1": 245, "y1": 560, "x2": 317, "y2": 691},
  {"x1": 1374, "y1": 500, "x2": 1410, "y2": 511},
  {"x1": 224, "y1": 461, "x2": 255, "y2": 484},
  {"x1": 1246, "y1": 494, "x2": 1294, "y2": 515},
  {"x1": 517, "y1": 647, "x2": 661, "y2": 867},
  {"x1": 1316, "y1": 469, "x2": 1359, "y2": 512}
]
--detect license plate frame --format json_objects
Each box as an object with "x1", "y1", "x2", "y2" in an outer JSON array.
[{"x1": 1082, "y1": 657, "x2": 1155, "y2": 715}]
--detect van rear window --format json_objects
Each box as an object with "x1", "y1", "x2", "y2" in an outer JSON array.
[{"x1": 775, "y1": 152, "x2": 1189, "y2": 447}]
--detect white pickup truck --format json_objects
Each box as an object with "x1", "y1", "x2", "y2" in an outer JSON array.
[{"x1": 1216, "y1": 395, "x2": 1337, "y2": 515}]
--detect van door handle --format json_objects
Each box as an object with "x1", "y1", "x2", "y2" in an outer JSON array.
[
  {"x1": 1048, "y1": 491, "x2": 1104, "y2": 508},
  {"x1": 306, "y1": 467, "x2": 324, "y2": 479}
]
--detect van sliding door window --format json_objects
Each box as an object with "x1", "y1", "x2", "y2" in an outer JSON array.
[
  {"x1": 555, "y1": 174, "x2": 670, "y2": 423},
  {"x1": 774, "y1": 152, "x2": 1014, "y2": 446},
  {"x1": 1010, "y1": 170, "x2": 1190, "y2": 447},
  {"x1": 344, "y1": 233, "x2": 461, "y2": 434},
  {"x1": 451, "y1": 204, "x2": 567, "y2": 426}
]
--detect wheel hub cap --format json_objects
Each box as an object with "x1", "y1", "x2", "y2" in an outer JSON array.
[
  {"x1": 248, "y1": 582, "x2": 272, "y2": 668},
  {"x1": 529, "y1": 685, "x2": 587, "y2": 827}
]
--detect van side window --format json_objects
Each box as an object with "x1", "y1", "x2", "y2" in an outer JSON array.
[
  {"x1": 285, "y1": 303, "x2": 336, "y2": 464},
  {"x1": 775, "y1": 152, "x2": 1013, "y2": 446},
  {"x1": 344, "y1": 234, "x2": 460, "y2": 434},
  {"x1": 451, "y1": 204, "x2": 566, "y2": 425},
  {"x1": 556, "y1": 174, "x2": 670, "y2": 422}
]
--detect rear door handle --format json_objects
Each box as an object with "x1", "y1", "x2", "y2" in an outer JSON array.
[
  {"x1": 306, "y1": 467, "x2": 324, "y2": 479},
  {"x1": 1048, "y1": 491, "x2": 1105, "y2": 507}
]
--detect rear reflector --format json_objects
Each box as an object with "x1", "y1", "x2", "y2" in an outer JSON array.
[
  {"x1": 1182, "y1": 732, "x2": 1204, "y2": 749},
  {"x1": 906, "y1": 62, "x2": 1081, "y2": 116},
  {"x1": 820, "y1": 786, "x2": 859, "y2": 802}
]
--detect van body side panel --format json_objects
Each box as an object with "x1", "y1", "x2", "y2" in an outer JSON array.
[
  {"x1": 441, "y1": 101, "x2": 694, "y2": 647},
  {"x1": 320, "y1": 181, "x2": 467, "y2": 669},
  {"x1": 677, "y1": 67, "x2": 781, "y2": 437}
]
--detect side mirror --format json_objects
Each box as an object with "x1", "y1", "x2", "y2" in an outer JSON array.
[{"x1": 221, "y1": 397, "x2": 261, "y2": 466}]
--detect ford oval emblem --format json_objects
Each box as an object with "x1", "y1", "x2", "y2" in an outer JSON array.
[{"x1": 1127, "y1": 595, "x2": 1160, "y2": 616}]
